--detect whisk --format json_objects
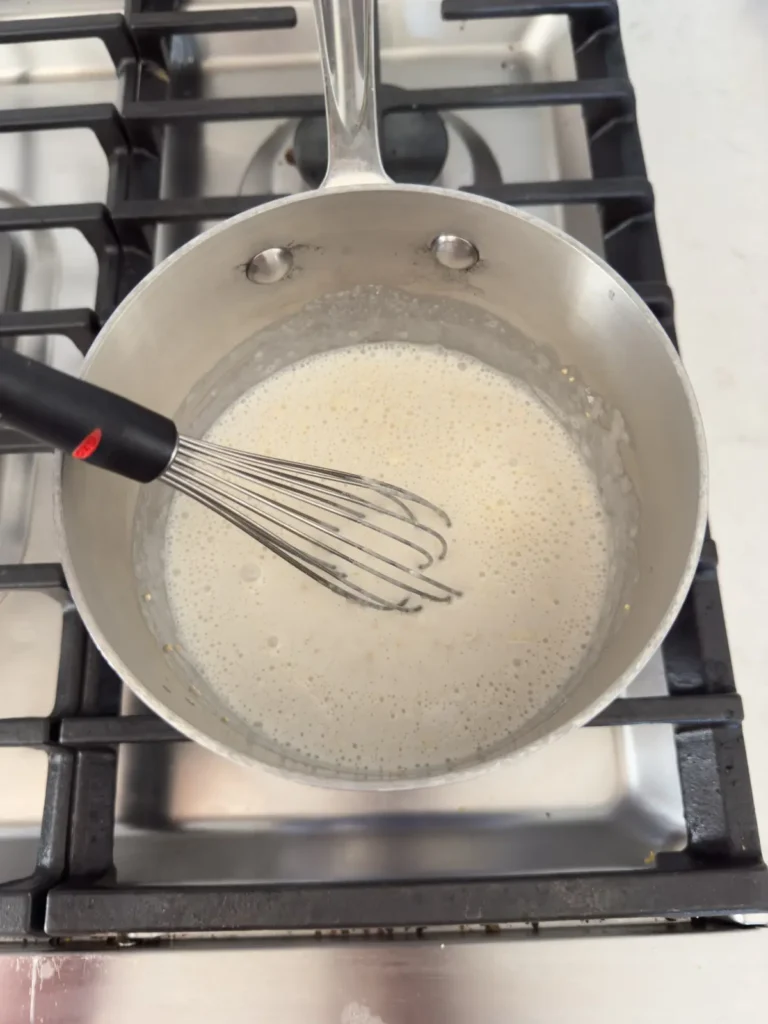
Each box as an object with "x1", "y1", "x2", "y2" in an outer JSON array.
[{"x1": 0, "y1": 349, "x2": 459, "y2": 612}]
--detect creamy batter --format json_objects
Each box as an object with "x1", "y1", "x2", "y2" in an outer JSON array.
[{"x1": 164, "y1": 343, "x2": 611, "y2": 777}]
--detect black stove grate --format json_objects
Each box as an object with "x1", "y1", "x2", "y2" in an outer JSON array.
[{"x1": 1, "y1": 0, "x2": 767, "y2": 939}]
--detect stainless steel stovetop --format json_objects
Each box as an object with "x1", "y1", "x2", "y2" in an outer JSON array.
[{"x1": 0, "y1": 0, "x2": 687, "y2": 893}]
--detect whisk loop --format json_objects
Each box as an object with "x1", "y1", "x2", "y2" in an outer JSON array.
[{"x1": 164, "y1": 437, "x2": 461, "y2": 612}]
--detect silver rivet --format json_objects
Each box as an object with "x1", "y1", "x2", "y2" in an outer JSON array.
[
  {"x1": 246, "y1": 247, "x2": 293, "y2": 284},
  {"x1": 430, "y1": 234, "x2": 479, "y2": 271}
]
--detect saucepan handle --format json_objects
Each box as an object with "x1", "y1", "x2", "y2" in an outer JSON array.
[
  {"x1": 0, "y1": 347, "x2": 177, "y2": 483},
  {"x1": 313, "y1": 0, "x2": 391, "y2": 187}
]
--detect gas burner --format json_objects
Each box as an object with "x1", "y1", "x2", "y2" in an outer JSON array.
[
  {"x1": 293, "y1": 110, "x2": 449, "y2": 187},
  {"x1": 238, "y1": 113, "x2": 502, "y2": 199}
]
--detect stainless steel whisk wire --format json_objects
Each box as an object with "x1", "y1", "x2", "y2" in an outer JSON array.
[{"x1": 163, "y1": 436, "x2": 462, "y2": 612}]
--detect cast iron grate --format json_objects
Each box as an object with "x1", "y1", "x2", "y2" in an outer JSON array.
[{"x1": 1, "y1": 0, "x2": 766, "y2": 939}]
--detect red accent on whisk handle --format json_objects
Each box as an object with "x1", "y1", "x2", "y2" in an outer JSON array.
[{"x1": 0, "y1": 347, "x2": 178, "y2": 483}]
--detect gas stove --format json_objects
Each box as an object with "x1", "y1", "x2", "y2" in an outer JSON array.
[{"x1": 1, "y1": 0, "x2": 767, "y2": 942}]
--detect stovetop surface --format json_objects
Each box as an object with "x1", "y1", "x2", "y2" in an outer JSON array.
[{"x1": 0, "y1": 0, "x2": 766, "y2": 940}]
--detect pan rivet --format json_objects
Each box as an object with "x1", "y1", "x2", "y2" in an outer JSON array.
[
  {"x1": 431, "y1": 234, "x2": 479, "y2": 271},
  {"x1": 246, "y1": 247, "x2": 293, "y2": 284}
]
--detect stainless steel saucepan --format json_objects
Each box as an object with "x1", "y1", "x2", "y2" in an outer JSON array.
[{"x1": 46, "y1": 0, "x2": 705, "y2": 788}]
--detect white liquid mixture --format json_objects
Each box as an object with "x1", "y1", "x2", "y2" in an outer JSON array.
[{"x1": 164, "y1": 343, "x2": 611, "y2": 777}]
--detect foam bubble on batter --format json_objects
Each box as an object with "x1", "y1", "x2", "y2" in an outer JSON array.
[{"x1": 164, "y1": 343, "x2": 611, "y2": 776}]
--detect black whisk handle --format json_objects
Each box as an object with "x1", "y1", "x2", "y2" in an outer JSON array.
[{"x1": 0, "y1": 347, "x2": 178, "y2": 483}]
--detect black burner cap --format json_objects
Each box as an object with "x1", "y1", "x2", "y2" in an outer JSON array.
[{"x1": 293, "y1": 110, "x2": 449, "y2": 187}]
